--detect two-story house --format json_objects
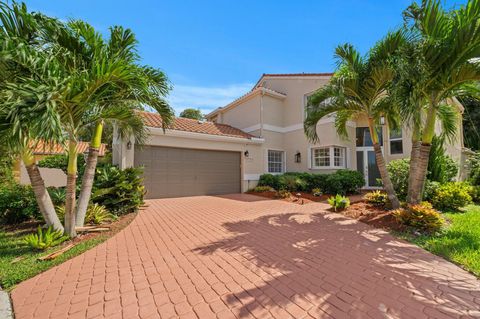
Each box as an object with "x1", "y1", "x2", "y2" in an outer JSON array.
[{"x1": 113, "y1": 73, "x2": 466, "y2": 199}]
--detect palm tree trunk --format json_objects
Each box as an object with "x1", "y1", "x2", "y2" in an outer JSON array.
[
  {"x1": 22, "y1": 152, "x2": 64, "y2": 232},
  {"x1": 372, "y1": 143, "x2": 400, "y2": 209},
  {"x1": 406, "y1": 139, "x2": 421, "y2": 203},
  {"x1": 408, "y1": 107, "x2": 436, "y2": 204},
  {"x1": 64, "y1": 140, "x2": 77, "y2": 237},
  {"x1": 75, "y1": 122, "x2": 103, "y2": 227}
]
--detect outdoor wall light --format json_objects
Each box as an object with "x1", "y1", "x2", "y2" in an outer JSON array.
[
  {"x1": 380, "y1": 116, "x2": 386, "y2": 125},
  {"x1": 244, "y1": 150, "x2": 249, "y2": 157},
  {"x1": 126, "y1": 141, "x2": 132, "y2": 150},
  {"x1": 295, "y1": 151, "x2": 301, "y2": 163}
]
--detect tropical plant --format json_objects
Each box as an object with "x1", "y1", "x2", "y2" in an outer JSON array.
[
  {"x1": 276, "y1": 190, "x2": 291, "y2": 199},
  {"x1": 431, "y1": 182, "x2": 473, "y2": 211},
  {"x1": 85, "y1": 204, "x2": 116, "y2": 225},
  {"x1": 312, "y1": 188, "x2": 322, "y2": 197},
  {"x1": 426, "y1": 136, "x2": 458, "y2": 183},
  {"x1": 23, "y1": 226, "x2": 69, "y2": 250},
  {"x1": 179, "y1": 108, "x2": 203, "y2": 120},
  {"x1": 328, "y1": 194, "x2": 350, "y2": 211},
  {"x1": 460, "y1": 94, "x2": 480, "y2": 151},
  {"x1": 396, "y1": 0, "x2": 480, "y2": 204},
  {"x1": 257, "y1": 174, "x2": 281, "y2": 190},
  {"x1": 0, "y1": 2, "x2": 64, "y2": 231},
  {"x1": 393, "y1": 202, "x2": 444, "y2": 233},
  {"x1": 304, "y1": 32, "x2": 405, "y2": 208},
  {"x1": 364, "y1": 190, "x2": 389, "y2": 207},
  {"x1": 91, "y1": 165, "x2": 144, "y2": 215}
]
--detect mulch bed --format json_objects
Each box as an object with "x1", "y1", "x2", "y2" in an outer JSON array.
[
  {"x1": 341, "y1": 201, "x2": 405, "y2": 232},
  {"x1": 247, "y1": 190, "x2": 404, "y2": 232}
]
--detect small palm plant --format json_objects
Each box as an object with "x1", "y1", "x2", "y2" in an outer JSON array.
[
  {"x1": 24, "y1": 226, "x2": 69, "y2": 250},
  {"x1": 328, "y1": 194, "x2": 350, "y2": 212},
  {"x1": 85, "y1": 204, "x2": 116, "y2": 225}
]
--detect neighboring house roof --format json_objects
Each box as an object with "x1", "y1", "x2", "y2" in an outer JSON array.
[
  {"x1": 252, "y1": 72, "x2": 334, "y2": 90},
  {"x1": 205, "y1": 86, "x2": 287, "y2": 118},
  {"x1": 139, "y1": 111, "x2": 255, "y2": 139},
  {"x1": 32, "y1": 141, "x2": 107, "y2": 156}
]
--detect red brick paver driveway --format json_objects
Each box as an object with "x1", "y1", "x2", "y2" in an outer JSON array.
[{"x1": 12, "y1": 194, "x2": 480, "y2": 318}]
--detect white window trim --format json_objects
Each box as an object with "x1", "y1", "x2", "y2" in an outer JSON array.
[
  {"x1": 388, "y1": 128, "x2": 404, "y2": 155},
  {"x1": 266, "y1": 149, "x2": 286, "y2": 174},
  {"x1": 310, "y1": 145, "x2": 347, "y2": 170}
]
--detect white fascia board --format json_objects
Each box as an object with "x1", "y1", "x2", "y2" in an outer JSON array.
[{"x1": 147, "y1": 127, "x2": 265, "y2": 144}]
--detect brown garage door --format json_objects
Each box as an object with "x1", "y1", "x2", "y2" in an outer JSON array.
[{"x1": 134, "y1": 146, "x2": 241, "y2": 199}]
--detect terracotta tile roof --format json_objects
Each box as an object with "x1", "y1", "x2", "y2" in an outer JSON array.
[
  {"x1": 139, "y1": 111, "x2": 255, "y2": 139},
  {"x1": 32, "y1": 141, "x2": 107, "y2": 156}
]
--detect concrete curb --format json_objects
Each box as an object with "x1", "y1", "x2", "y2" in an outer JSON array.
[{"x1": 0, "y1": 288, "x2": 13, "y2": 319}]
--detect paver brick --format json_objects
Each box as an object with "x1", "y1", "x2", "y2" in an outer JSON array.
[{"x1": 11, "y1": 194, "x2": 480, "y2": 318}]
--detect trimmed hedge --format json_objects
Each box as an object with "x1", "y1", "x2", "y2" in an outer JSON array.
[{"x1": 257, "y1": 170, "x2": 364, "y2": 195}]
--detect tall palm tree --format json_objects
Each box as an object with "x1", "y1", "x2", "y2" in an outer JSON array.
[
  {"x1": 0, "y1": 2, "x2": 64, "y2": 231},
  {"x1": 397, "y1": 0, "x2": 480, "y2": 204},
  {"x1": 305, "y1": 32, "x2": 405, "y2": 209},
  {"x1": 36, "y1": 18, "x2": 173, "y2": 234}
]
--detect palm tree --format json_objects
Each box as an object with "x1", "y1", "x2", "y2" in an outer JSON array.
[
  {"x1": 304, "y1": 32, "x2": 405, "y2": 209},
  {"x1": 397, "y1": 0, "x2": 480, "y2": 204},
  {"x1": 37, "y1": 19, "x2": 173, "y2": 233},
  {"x1": 0, "y1": 2, "x2": 64, "y2": 231}
]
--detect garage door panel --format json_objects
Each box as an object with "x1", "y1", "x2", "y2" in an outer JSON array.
[{"x1": 134, "y1": 146, "x2": 241, "y2": 199}]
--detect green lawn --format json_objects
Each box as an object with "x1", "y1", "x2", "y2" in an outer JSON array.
[
  {"x1": 401, "y1": 205, "x2": 480, "y2": 277},
  {"x1": 0, "y1": 227, "x2": 108, "y2": 291}
]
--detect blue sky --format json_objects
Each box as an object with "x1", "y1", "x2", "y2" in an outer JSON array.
[{"x1": 24, "y1": 0, "x2": 466, "y2": 114}]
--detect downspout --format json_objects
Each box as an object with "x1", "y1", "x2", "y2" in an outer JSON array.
[{"x1": 260, "y1": 88, "x2": 265, "y2": 138}]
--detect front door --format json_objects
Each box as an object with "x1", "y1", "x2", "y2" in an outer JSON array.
[{"x1": 356, "y1": 148, "x2": 382, "y2": 188}]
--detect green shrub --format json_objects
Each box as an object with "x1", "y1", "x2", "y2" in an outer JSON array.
[
  {"x1": 278, "y1": 174, "x2": 307, "y2": 192},
  {"x1": 427, "y1": 136, "x2": 458, "y2": 183},
  {"x1": 364, "y1": 190, "x2": 388, "y2": 207},
  {"x1": 0, "y1": 184, "x2": 40, "y2": 224},
  {"x1": 468, "y1": 151, "x2": 480, "y2": 186},
  {"x1": 276, "y1": 189, "x2": 291, "y2": 199},
  {"x1": 328, "y1": 194, "x2": 350, "y2": 211},
  {"x1": 387, "y1": 159, "x2": 410, "y2": 200},
  {"x1": 251, "y1": 186, "x2": 274, "y2": 193},
  {"x1": 423, "y1": 180, "x2": 441, "y2": 202},
  {"x1": 257, "y1": 174, "x2": 281, "y2": 190},
  {"x1": 85, "y1": 204, "x2": 116, "y2": 225},
  {"x1": 324, "y1": 170, "x2": 364, "y2": 195},
  {"x1": 305, "y1": 174, "x2": 329, "y2": 191},
  {"x1": 469, "y1": 185, "x2": 480, "y2": 203},
  {"x1": 23, "y1": 226, "x2": 69, "y2": 250},
  {"x1": 312, "y1": 188, "x2": 322, "y2": 196},
  {"x1": 393, "y1": 202, "x2": 444, "y2": 233},
  {"x1": 92, "y1": 165, "x2": 144, "y2": 215},
  {"x1": 431, "y1": 182, "x2": 473, "y2": 211}
]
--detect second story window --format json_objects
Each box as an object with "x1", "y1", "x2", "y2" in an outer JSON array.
[
  {"x1": 267, "y1": 150, "x2": 284, "y2": 173},
  {"x1": 389, "y1": 128, "x2": 403, "y2": 154}
]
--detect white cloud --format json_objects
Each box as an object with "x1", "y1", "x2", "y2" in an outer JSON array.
[{"x1": 167, "y1": 83, "x2": 253, "y2": 115}]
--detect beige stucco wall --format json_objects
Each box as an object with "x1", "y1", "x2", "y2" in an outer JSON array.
[
  {"x1": 113, "y1": 127, "x2": 265, "y2": 192},
  {"x1": 220, "y1": 95, "x2": 261, "y2": 130}
]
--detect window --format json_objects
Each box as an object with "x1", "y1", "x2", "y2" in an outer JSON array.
[
  {"x1": 356, "y1": 127, "x2": 383, "y2": 146},
  {"x1": 313, "y1": 148, "x2": 330, "y2": 167},
  {"x1": 312, "y1": 146, "x2": 346, "y2": 169},
  {"x1": 268, "y1": 150, "x2": 284, "y2": 173},
  {"x1": 389, "y1": 128, "x2": 403, "y2": 154}
]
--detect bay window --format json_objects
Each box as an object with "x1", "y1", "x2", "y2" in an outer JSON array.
[{"x1": 312, "y1": 146, "x2": 346, "y2": 169}]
